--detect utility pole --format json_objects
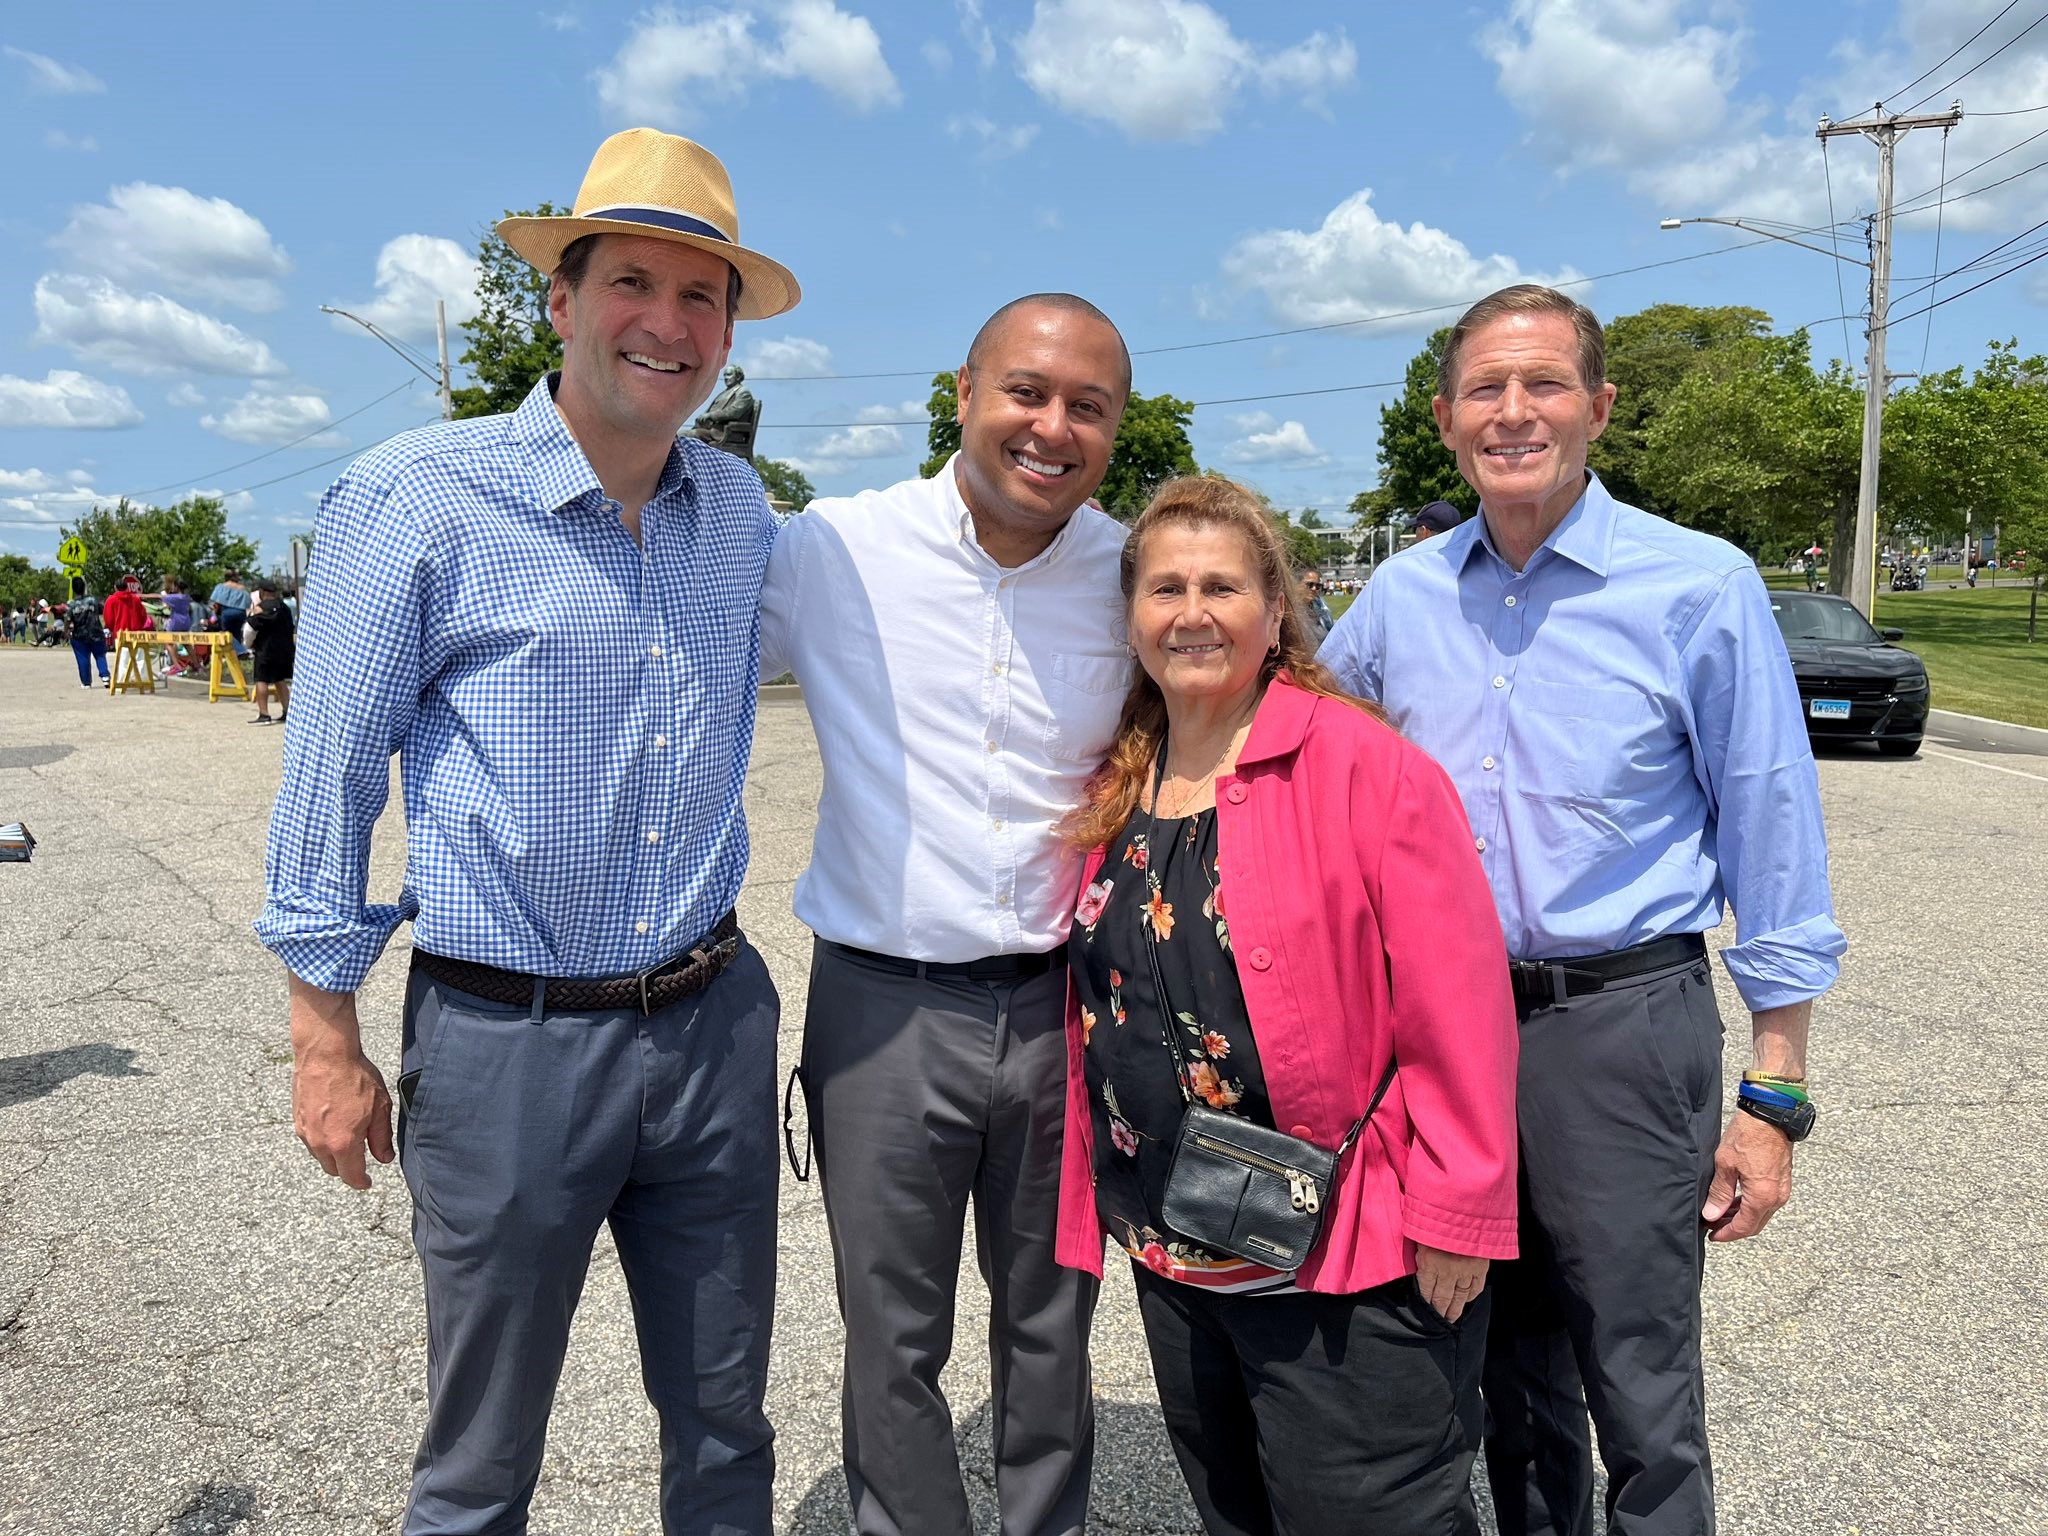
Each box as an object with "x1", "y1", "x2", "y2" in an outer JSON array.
[
  {"x1": 435, "y1": 299, "x2": 454, "y2": 421},
  {"x1": 1817, "y1": 100, "x2": 1964, "y2": 619}
]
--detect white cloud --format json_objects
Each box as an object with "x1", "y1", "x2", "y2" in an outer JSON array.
[
  {"x1": 786, "y1": 403, "x2": 924, "y2": 474},
  {"x1": 334, "y1": 234, "x2": 482, "y2": 344},
  {"x1": 52, "y1": 183, "x2": 292, "y2": 312},
  {"x1": 33, "y1": 274, "x2": 287, "y2": 378},
  {"x1": 922, "y1": 39, "x2": 952, "y2": 72},
  {"x1": 857, "y1": 399, "x2": 928, "y2": 422},
  {"x1": 5, "y1": 46, "x2": 105, "y2": 94},
  {"x1": 1015, "y1": 0, "x2": 1354, "y2": 143},
  {"x1": 740, "y1": 335, "x2": 834, "y2": 376},
  {"x1": 949, "y1": 114, "x2": 1039, "y2": 158},
  {"x1": 541, "y1": 8, "x2": 581, "y2": 28},
  {"x1": 0, "y1": 469, "x2": 65, "y2": 494},
  {"x1": 1224, "y1": 412, "x2": 1328, "y2": 466},
  {"x1": 958, "y1": 0, "x2": 996, "y2": 69},
  {"x1": 1221, "y1": 188, "x2": 1580, "y2": 327},
  {"x1": 1482, "y1": 0, "x2": 1743, "y2": 173},
  {"x1": 201, "y1": 388, "x2": 344, "y2": 446},
  {"x1": 44, "y1": 129, "x2": 98, "y2": 152},
  {"x1": 597, "y1": 2, "x2": 901, "y2": 123},
  {"x1": 166, "y1": 382, "x2": 205, "y2": 408},
  {"x1": 0, "y1": 370, "x2": 142, "y2": 429}
]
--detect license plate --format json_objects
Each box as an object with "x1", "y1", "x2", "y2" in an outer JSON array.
[{"x1": 1809, "y1": 699, "x2": 1852, "y2": 720}]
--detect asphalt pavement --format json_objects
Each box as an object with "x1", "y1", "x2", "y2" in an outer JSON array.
[{"x1": 2, "y1": 648, "x2": 2044, "y2": 1535}]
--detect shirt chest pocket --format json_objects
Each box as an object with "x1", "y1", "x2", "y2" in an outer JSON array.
[
  {"x1": 1510, "y1": 678, "x2": 1666, "y2": 804},
  {"x1": 1043, "y1": 651, "x2": 1134, "y2": 764}
]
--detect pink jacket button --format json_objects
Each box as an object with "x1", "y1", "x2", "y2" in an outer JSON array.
[
  {"x1": 1249, "y1": 947, "x2": 1272, "y2": 970},
  {"x1": 1289, "y1": 1123, "x2": 1313, "y2": 1139},
  {"x1": 1225, "y1": 783, "x2": 1247, "y2": 804}
]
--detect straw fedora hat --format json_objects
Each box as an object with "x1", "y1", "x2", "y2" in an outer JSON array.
[{"x1": 498, "y1": 128, "x2": 800, "y2": 321}]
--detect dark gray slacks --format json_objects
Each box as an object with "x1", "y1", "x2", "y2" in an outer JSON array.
[
  {"x1": 800, "y1": 941, "x2": 1098, "y2": 1536},
  {"x1": 1482, "y1": 956, "x2": 1726, "y2": 1536},
  {"x1": 396, "y1": 944, "x2": 781, "y2": 1536}
]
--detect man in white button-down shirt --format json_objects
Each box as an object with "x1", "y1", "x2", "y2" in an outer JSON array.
[{"x1": 761, "y1": 294, "x2": 1132, "y2": 1536}]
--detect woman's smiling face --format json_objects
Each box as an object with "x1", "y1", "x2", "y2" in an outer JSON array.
[{"x1": 1129, "y1": 522, "x2": 1281, "y2": 709}]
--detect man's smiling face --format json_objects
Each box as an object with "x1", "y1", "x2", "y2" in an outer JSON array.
[
  {"x1": 953, "y1": 305, "x2": 1127, "y2": 548},
  {"x1": 1432, "y1": 310, "x2": 1615, "y2": 531},
  {"x1": 549, "y1": 233, "x2": 735, "y2": 452}
]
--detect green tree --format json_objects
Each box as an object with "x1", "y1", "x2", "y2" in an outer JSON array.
[
  {"x1": 0, "y1": 554, "x2": 68, "y2": 616},
  {"x1": 752, "y1": 456, "x2": 817, "y2": 510},
  {"x1": 1376, "y1": 328, "x2": 1471, "y2": 517},
  {"x1": 451, "y1": 202, "x2": 567, "y2": 420},
  {"x1": 1298, "y1": 507, "x2": 1326, "y2": 529},
  {"x1": 62, "y1": 495, "x2": 259, "y2": 595},
  {"x1": 920, "y1": 376, "x2": 1198, "y2": 518},
  {"x1": 919, "y1": 371, "x2": 960, "y2": 478},
  {"x1": 1592, "y1": 304, "x2": 1774, "y2": 513}
]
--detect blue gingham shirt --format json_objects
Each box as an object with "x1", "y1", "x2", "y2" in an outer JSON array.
[
  {"x1": 1320, "y1": 474, "x2": 1845, "y2": 1014},
  {"x1": 256, "y1": 374, "x2": 776, "y2": 993}
]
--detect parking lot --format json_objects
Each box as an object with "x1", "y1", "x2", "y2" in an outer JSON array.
[{"x1": 2, "y1": 648, "x2": 2045, "y2": 1534}]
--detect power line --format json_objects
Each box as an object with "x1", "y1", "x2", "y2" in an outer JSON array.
[
  {"x1": 1886, "y1": 242, "x2": 2048, "y2": 325},
  {"x1": 1904, "y1": 8, "x2": 2048, "y2": 113},
  {"x1": 1971, "y1": 101, "x2": 2048, "y2": 115},
  {"x1": 748, "y1": 237, "x2": 1794, "y2": 381},
  {"x1": 1895, "y1": 119, "x2": 2048, "y2": 211},
  {"x1": 111, "y1": 379, "x2": 422, "y2": 502},
  {"x1": 1921, "y1": 128, "x2": 1952, "y2": 373},
  {"x1": 1820, "y1": 139, "x2": 1860, "y2": 367},
  {"x1": 1882, "y1": 0, "x2": 2022, "y2": 107},
  {"x1": 756, "y1": 378, "x2": 1410, "y2": 431}
]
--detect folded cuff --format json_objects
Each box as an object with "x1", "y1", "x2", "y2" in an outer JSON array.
[{"x1": 1720, "y1": 915, "x2": 1846, "y2": 1013}]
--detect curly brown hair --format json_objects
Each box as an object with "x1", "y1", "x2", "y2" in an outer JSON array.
[{"x1": 1059, "y1": 475, "x2": 1383, "y2": 850}]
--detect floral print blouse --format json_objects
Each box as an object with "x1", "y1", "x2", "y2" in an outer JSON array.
[{"x1": 1071, "y1": 807, "x2": 1295, "y2": 1295}]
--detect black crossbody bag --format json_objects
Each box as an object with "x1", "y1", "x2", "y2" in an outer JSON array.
[{"x1": 1140, "y1": 741, "x2": 1396, "y2": 1272}]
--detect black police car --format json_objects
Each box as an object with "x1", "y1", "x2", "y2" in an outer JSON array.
[{"x1": 1768, "y1": 591, "x2": 1929, "y2": 756}]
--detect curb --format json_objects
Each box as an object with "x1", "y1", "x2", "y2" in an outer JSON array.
[
  {"x1": 1928, "y1": 708, "x2": 2048, "y2": 739},
  {"x1": 759, "y1": 681, "x2": 803, "y2": 704}
]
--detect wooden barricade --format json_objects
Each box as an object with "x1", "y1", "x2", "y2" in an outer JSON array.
[{"x1": 107, "y1": 631, "x2": 250, "y2": 702}]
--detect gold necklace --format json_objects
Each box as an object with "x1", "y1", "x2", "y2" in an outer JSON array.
[{"x1": 1157, "y1": 755, "x2": 1225, "y2": 819}]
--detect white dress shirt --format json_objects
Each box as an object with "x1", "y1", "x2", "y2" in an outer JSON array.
[{"x1": 760, "y1": 458, "x2": 1131, "y2": 961}]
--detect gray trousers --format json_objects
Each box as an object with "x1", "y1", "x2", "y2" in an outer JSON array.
[
  {"x1": 396, "y1": 943, "x2": 781, "y2": 1536},
  {"x1": 800, "y1": 941, "x2": 1098, "y2": 1536},
  {"x1": 1482, "y1": 954, "x2": 1726, "y2": 1536}
]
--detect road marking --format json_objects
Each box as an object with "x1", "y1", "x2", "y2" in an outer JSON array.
[{"x1": 1922, "y1": 747, "x2": 2048, "y2": 783}]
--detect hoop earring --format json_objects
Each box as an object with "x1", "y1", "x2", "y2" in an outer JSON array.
[{"x1": 1267, "y1": 641, "x2": 1280, "y2": 657}]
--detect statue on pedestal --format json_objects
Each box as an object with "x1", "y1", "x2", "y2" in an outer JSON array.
[{"x1": 691, "y1": 365, "x2": 761, "y2": 458}]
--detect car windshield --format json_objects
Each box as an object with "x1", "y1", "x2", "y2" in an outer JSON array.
[{"x1": 1769, "y1": 593, "x2": 1883, "y2": 644}]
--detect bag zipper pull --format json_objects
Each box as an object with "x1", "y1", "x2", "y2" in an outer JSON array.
[
  {"x1": 1288, "y1": 1172, "x2": 1307, "y2": 1211},
  {"x1": 1301, "y1": 1176, "x2": 1320, "y2": 1215}
]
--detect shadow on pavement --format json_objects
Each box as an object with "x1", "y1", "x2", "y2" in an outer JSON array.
[{"x1": 0, "y1": 1043, "x2": 149, "y2": 1111}]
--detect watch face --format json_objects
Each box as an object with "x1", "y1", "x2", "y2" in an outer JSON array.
[{"x1": 1787, "y1": 1100, "x2": 1817, "y2": 1141}]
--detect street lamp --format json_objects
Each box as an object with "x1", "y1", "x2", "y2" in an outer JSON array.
[
  {"x1": 320, "y1": 302, "x2": 454, "y2": 420},
  {"x1": 1661, "y1": 214, "x2": 1891, "y2": 619}
]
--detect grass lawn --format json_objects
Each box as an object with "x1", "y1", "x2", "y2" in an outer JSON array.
[{"x1": 1328, "y1": 573, "x2": 2048, "y2": 727}]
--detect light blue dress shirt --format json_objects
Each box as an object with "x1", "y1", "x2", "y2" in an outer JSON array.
[
  {"x1": 1319, "y1": 475, "x2": 1844, "y2": 1014},
  {"x1": 255, "y1": 375, "x2": 777, "y2": 993}
]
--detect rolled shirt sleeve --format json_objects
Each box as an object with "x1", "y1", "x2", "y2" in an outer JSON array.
[
  {"x1": 1371, "y1": 748, "x2": 1520, "y2": 1260},
  {"x1": 253, "y1": 471, "x2": 432, "y2": 993},
  {"x1": 1680, "y1": 566, "x2": 1847, "y2": 1012}
]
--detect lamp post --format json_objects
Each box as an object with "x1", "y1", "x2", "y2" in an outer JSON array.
[{"x1": 320, "y1": 304, "x2": 453, "y2": 420}]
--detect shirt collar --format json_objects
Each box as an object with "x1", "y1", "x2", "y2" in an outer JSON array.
[
  {"x1": 1235, "y1": 673, "x2": 1316, "y2": 769},
  {"x1": 1465, "y1": 471, "x2": 1616, "y2": 579},
  {"x1": 513, "y1": 372, "x2": 694, "y2": 517},
  {"x1": 942, "y1": 453, "x2": 1091, "y2": 573}
]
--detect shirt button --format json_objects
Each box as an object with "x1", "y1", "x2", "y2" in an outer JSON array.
[
  {"x1": 985, "y1": 741, "x2": 998, "y2": 754},
  {"x1": 1483, "y1": 756, "x2": 1496, "y2": 770},
  {"x1": 1504, "y1": 595, "x2": 1517, "y2": 607},
  {"x1": 635, "y1": 920, "x2": 649, "y2": 935},
  {"x1": 997, "y1": 893, "x2": 1011, "y2": 907},
  {"x1": 654, "y1": 734, "x2": 668, "y2": 748},
  {"x1": 1248, "y1": 947, "x2": 1272, "y2": 971},
  {"x1": 992, "y1": 663, "x2": 1005, "y2": 675},
  {"x1": 1225, "y1": 784, "x2": 1247, "y2": 804},
  {"x1": 1475, "y1": 836, "x2": 1488, "y2": 852},
  {"x1": 645, "y1": 830, "x2": 660, "y2": 844},
  {"x1": 1493, "y1": 675, "x2": 1506, "y2": 689},
  {"x1": 992, "y1": 817, "x2": 1005, "y2": 830},
  {"x1": 649, "y1": 644, "x2": 664, "y2": 658}
]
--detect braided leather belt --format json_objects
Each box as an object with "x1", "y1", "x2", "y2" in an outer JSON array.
[{"x1": 412, "y1": 911, "x2": 743, "y2": 1016}]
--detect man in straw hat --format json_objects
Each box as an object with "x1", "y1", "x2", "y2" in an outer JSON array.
[
  {"x1": 258, "y1": 128, "x2": 801, "y2": 1534},
  {"x1": 762, "y1": 293, "x2": 1133, "y2": 1536}
]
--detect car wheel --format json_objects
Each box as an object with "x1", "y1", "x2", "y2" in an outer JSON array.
[{"x1": 1877, "y1": 737, "x2": 1921, "y2": 758}]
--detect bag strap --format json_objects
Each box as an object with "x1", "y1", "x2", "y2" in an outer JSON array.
[{"x1": 1143, "y1": 734, "x2": 1399, "y2": 1146}]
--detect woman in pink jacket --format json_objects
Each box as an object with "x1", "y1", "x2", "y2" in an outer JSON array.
[{"x1": 1056, "y1": 476, "x2": 1519, "y2": 1536}]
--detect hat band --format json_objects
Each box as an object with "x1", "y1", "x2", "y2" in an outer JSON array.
[{"x1": 581, "y1": 205, "x2": 731, "y2": 244}]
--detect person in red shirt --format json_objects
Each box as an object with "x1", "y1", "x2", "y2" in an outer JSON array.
[{"x1": 100, "y1": 574, "x2": 151, "y2": 641}]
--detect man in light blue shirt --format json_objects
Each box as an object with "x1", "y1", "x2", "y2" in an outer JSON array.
[{"x1": 1321, "y1": 285, "x2": 1843, "y2": 1536}]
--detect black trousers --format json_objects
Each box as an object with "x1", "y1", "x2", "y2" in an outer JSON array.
[
  {"x1": 1131, "y1": 1264, "x2": 1487, "y2": 1536},
  {"x1": 1482, "y1": 956, "x2": 1726, "y2": 1536}
]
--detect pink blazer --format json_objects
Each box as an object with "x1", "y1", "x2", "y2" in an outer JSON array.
[{"x1": 1056, "y1": 677, "x2": 1520, "y2": 1293}]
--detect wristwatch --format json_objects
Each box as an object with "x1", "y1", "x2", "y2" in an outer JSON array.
[{"x1": 1736, "y1": 1083, "x2": 1816, "y2": 1142}]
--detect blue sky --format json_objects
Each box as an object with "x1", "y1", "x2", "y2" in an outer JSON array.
[{"x1": 4, "y1": 0, "x2": 2045, "y2": 563}]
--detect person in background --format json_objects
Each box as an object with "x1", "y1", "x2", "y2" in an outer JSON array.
[
  {"x1": 1056, "y1": 475, "x2": 1518, "y2": 1536},
  {"x1": 101, "y1": 575, "x2": 150, "y2": 644},
  {"x1": 244, "y1": 580, "x2": 295, "y2": 725},
  {"x1": 1409, "y1": 500, "x2": 1464, "y2": 543},
  {"x1": 1296, "y1": 567, "x2": 1334, "y2": 641},
  {"x1": 65, "y1": 577, "x2": 109, "y2": 689},
  {"x1": 210, "y1": 569, "x2": 251, "y2": 649}
]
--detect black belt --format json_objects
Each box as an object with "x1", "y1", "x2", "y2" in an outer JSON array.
[
  {"x1": 1508, "y1": 932, "x2": 1706, "y2": 1010},
  {"x1": 412, "y1": 911, "x2": 742, "y2": 1016},
  {"x1": 824, "y1": 939, "x2": 1063, "y2": 982}
]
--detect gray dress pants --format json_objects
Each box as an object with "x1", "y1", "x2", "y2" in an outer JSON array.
[
  {"x1": 1481, "y1": 954, "x2": 1726, "y2": 1536},
  {"x1": 800, "y1": 940, "x2": 1098, "y2": 1536},
  {"x1": 396, "y1": 943, "x2": 781, "y2": 1536}
]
